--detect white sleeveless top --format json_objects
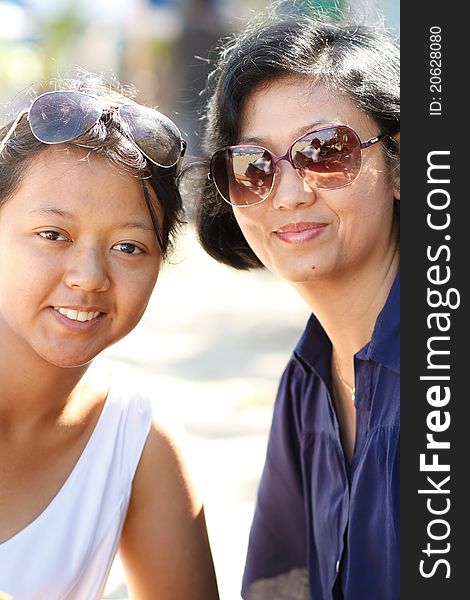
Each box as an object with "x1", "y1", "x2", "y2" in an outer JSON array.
[{"x1": 0, "y1": 373, "x2": 153, "y2": 600}]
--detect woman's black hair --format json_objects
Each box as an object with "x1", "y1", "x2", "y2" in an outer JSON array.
[
  {"x1": 192, "y1": 3, "x2": 400, "y2": 270},
  {"x1": 0, "y1": 68, "x2": 184, "y2": 259}
]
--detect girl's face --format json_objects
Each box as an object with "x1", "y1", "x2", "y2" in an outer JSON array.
[
  {"x1": 0, "y1": 146, "x2": 162, "y2": 368},
  {"x1": 233, "y1": 79, "x2": 398, "y2": 285}
]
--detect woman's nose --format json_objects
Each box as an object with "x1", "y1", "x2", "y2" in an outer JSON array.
[
  {"x1": 270, "y1": 161, "x2": 317, "y2": 210},
  {"x1": 63, "y1": 245, "x2": 111, "y2": 292}
]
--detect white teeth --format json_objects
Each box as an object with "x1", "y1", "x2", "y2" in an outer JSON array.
[{"x1": 54, "y1": 307, "x2": 101, "y2": 321}]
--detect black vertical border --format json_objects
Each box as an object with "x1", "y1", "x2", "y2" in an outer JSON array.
[{"x1": 401, "y1": 1, "x2": 467, "y2": 597}]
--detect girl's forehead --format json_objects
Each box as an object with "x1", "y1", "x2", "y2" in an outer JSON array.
[
  {"x1": 3, "y1": 145, "x2": 151, "y2": 224},
  {"x1": 25, "y1": 145, "x2": 133, "y2": 188}
]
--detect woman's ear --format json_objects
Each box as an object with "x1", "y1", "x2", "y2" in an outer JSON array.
[
  {"x1": 392, "y1": 132, "x2": 400, "y2": 201},
  {"x1": 393, "y1": 180, "x2": 400, "y2": 201}
]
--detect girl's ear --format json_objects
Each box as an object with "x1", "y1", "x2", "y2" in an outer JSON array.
[{"x1": 392, "y1": 132, "x2": 400, "y2": 201}]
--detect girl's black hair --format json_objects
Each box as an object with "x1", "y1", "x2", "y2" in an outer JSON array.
[{"x1": 192, "y1": 5, "x2": 400, "y2": 269}]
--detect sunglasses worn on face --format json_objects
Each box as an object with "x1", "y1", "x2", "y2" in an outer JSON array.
[
  {"x1": 0, "y1": 90, "x2": 186, "y2": 168},
  {"x1": 209, "y1": 124, "x2": 387, "y2": 207}
]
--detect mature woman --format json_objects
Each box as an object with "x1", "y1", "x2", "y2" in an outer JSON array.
[{"x1": 194, "y1": 7, "x2": 400, "y2": 600}]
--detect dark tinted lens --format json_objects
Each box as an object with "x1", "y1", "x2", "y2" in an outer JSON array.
[
  {"x1": 213, "y1": 146, "x2": 275, "y2": 206},
  {"x1": 29, "y1": 91, "x2": 102, "y2": 144},
  {"x1": 119, "y1": 104, "x2": 182, "y2": 167},
  {"x1": 291, "y1": 126, "x2": 362, "y2": 189}
]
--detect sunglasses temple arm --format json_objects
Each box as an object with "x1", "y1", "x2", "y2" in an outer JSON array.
[
  {"x1": 360, "y1": 132, "x2": 388, "y2": 149},
  {"x1": 0, "y1": 109, "x2": 29, "y2": 155}
]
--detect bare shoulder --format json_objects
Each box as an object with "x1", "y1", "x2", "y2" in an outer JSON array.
[
  {"x1": 129, "y1": 419, "x2": 200, "y2": 521},
  {"x1": 119, "y1": 418, "x2": 219, "y2": 600}
]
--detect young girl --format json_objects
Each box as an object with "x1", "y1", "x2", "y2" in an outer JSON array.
[
  {"x1": 0, "y1": 71, "x2": 219, "y2": 600},
  {"x1": 195, "y1": 5, "x2": 400, "y2": 600}
]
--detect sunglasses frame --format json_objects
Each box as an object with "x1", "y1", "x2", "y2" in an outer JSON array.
[
  {"x1": 208, "y1": 124, "x2": 387, "y2": 207},
  {"x1": 0, "y1": 90, "x2": 186, "y2": 168}
]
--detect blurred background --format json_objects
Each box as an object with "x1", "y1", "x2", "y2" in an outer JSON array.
[
  {"x1": 0, "y1": 0, "x2": 399, "y2": 152},
  {"x1": 0, "y1": 1, "x2": 399, "y2": 599}
]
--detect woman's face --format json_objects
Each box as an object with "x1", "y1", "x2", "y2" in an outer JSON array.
[
  {"x1": 233, "y1": 78, "x2": 398, "y2": 285},
  {"x1": 0, "y1": 146, "x2": 162, "y2": 368}
]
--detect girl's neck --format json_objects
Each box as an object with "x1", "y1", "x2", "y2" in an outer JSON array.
[{"x1": 0, "y1": 337, "x2": 91, "y2": 430}]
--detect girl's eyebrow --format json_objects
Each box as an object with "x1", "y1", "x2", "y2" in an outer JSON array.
[
  {"x1": 29, "y1": 207, "x2": 154, "y2": 233},
  {"x1": 29, "y1": 207, "x2": 73, "y2": 218},
  {"x1": 119, "y1": 222, "x2": 156, "y2": 233}
]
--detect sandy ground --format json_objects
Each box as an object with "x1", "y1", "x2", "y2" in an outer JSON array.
[{"x1": 101, "y1": 225, "x2": 309, "y2": 600}]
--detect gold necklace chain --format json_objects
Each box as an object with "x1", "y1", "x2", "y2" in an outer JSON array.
[{"x1": 333, "y1": 354, "x2": 356, "y2": 402}]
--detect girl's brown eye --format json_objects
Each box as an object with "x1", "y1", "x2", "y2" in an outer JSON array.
[
  {"x1": 113, "y1": 242, "x2": 144, "y2": 255},
  {"x1": 39, "y1": 230, "x2": 67, "y2": 241}
]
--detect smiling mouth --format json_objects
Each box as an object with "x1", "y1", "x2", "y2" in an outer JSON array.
[
  {"x1": 273, "y1": 221, "x2": 327, "y2": 244},
  {"x1": 53, "y1": 307, "x2": 102, "y2": 322},
  {"x1": 275, "y1": 222, "x2": 326, "y2": 234}
]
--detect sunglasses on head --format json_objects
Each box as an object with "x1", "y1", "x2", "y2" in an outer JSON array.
[
  {"x1": 208, "y1": 124, "x2": 387, "y2": 207},
  {"x1": 0, "y1": 90, "x2": 186, "y2": 168}
]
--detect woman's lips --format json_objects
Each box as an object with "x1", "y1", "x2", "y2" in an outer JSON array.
[{"x1": 273, "y1": 222, "x2": 327, "y2": 244}]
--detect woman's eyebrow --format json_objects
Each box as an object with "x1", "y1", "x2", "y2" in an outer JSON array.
[{"x1": 238, "y1": 120, "x2": 332, "y2": 145}]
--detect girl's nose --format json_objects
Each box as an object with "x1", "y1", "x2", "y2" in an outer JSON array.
[{"x1": 63, "y1": 245, "x2": 111, "y2": 293}]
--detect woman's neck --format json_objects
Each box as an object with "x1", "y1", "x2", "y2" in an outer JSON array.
[{"x1": 294, "y1": 243, "x2": 399, "y2": 358}]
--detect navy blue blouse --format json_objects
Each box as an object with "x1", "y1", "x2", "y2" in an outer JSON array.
[{"x1": 242, "y1": 274, "x2": 400, "y2": 600}]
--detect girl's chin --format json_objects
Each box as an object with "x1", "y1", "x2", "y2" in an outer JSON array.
[{"x1": 35, "y1": 350, "x2": 98, "y2": 370}]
